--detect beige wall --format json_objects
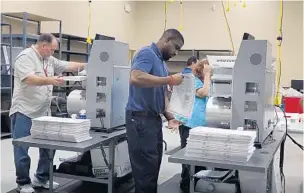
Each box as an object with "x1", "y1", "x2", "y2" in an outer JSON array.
[
  {"x1": 134, "y1": 1, "x2": 303, "y2": 86},
  {"x1": 1, "y1": 1, "x2": 136, "y2": 49},
  {"x1": 1, "y1": 1, "x2": 303, "y2": 86}
]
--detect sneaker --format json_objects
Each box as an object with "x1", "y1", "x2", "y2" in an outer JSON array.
[
  {"x1": 17, "y1": 184, "x2": 34, "y2": 193},
  {"x1": 32, "y1": 176, "x2": 59, "y2": 189}
]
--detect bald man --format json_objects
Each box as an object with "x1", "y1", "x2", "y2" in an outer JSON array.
[
  {"x1": 126, "y1": 29, "x2": 184, "y2": 193},
  {"x1": 9, "y1": 33, "x2": 86, "y2": 193}
]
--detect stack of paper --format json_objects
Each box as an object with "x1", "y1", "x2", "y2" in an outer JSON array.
[
  {"x1": 185, "y1": 127, "x2": 256, "y2": 162},
  {"x1": 61, "y1": 76, "x2": 86, "y2": 82},
  {"x1": 31, "y1": 116, "x2": 92, "y2": 143}
]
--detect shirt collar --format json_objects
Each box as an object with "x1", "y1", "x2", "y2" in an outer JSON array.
[
  {"x1": 150, "y1": 42, "x2": 163, "y2": 60},
  {"x1": 31, "y1": 45, "x2": 44, "y2": 61},
  {"x1": 182, "y1": 67, "x2": 193, "y2": 74}
]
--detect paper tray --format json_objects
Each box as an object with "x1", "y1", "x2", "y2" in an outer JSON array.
[{"x1": 61, "y1": 76, "x2": 86, "y2": 82}]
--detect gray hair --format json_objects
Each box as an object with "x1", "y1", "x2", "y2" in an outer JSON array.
[{"x1": 37, "y1": 33, "x2": 56, "y2": 44}]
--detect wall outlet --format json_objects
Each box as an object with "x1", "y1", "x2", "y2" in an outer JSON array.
[
  {"x1": 124, "y1": 3, "x2": 132, "y2": 13},
  {"x1": 212, "y1": 4, "x2": 216, "y2": 11}
]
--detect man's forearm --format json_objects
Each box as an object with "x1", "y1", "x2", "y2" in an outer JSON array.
[
  {"x1": 66, "y1": 62, "x2": 86, "y2": 72},
  {"x1": 164, "y1": 93, "x2": 174, "y2": 121},
  {"x1": 130, "y1": 70, "x2": 170, "y2": 87},
  {"x1": 163, "y1": 111, "x2": 175, "y2": 121},
  {"x1": 23, "y1": 75, "x2": 51, "y2": 86}
]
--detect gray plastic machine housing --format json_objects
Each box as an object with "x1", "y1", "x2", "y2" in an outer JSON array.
[
  {"x1": 205, "y1": 55, "x2": 236, "y2": 129},
  {"x1": 85, "y1": 40, "x2": 130, "y2": 130},
  {"x1": 230, "y1": 40, "x2": 276, "y2": 147}
]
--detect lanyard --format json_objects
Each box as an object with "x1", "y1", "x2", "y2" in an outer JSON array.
[
  {"x1": 43, "y1": 60, "x2": 48, "y2": 77},
  {"x1": 43, "y1": 60, "x2": 52, "y2": 97}
]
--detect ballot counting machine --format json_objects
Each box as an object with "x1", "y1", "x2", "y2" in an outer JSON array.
[
  {"x1": 205, "y1": 55, "x2": 235, "y2": 130},
  {"x1": 169, "y1": 39, "x2": 282, "y2": 193},
  {"x1": 64, "y1": 40, "x2": 132, "y2": 178},
  {"x1": 206, "y1": 39, "x2": 277, "y2": 148},
  {"x1": 66, "y1": 40, "x2": 130, "y2": 132}
]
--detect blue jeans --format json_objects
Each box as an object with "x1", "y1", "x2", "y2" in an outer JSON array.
[{"x1": 11, "y1": 112, "x2": 53, "y2": 186}]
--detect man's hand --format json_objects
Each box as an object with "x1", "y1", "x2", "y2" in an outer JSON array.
[
  {"x1": 66, "y1": 62, "x2": 86, "y2": 72},
  {"x1": 47, "y1": 77, "x2": 65, "y2": 86},
  {"x1": 167, "y1": 119, "x2": 183, "y2": 132},
  {"x1": 170, "y1": 73, "x2": 184, "y2": 86}
]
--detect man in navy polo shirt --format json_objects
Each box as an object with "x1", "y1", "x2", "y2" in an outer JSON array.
[{"x1": 126, "y1": 29, "x2": 185, "y2": 193}]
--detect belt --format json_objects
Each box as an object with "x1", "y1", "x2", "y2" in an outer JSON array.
[{"x1": 127, "y1": 110, "x2": 159, "y2": 117}]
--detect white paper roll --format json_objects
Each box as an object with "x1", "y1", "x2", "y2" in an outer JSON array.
[{"x1": 67, "y1": 90, "x2": 87, "y2": 115}]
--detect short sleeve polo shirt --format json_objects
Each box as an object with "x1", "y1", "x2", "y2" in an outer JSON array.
[
  {"x1": 126, "y1": 43, "x2": 169, "y2": 114},
  {"x1": 9, "y1": 45, "x2": 68, "y2": 118}
]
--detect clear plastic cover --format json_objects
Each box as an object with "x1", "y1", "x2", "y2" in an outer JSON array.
[{"x1": 167, "y1": 73, "x2": 196, "y2": 119}]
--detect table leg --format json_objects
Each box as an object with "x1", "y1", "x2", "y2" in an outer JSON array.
[
  {"x1": 49, "y1": 149, "x2": 55, "y2": 193},
  {"x1": 238, "y1": 170, "x2": 268, "y2": 193},
  {"x1": 190, "y1": 165, "x2": 195, "y2": 193},
  {"x1": 100, "y1": 144, "x2": 109, "y2": 167},
  {"x1": 108, "y1": 139, "x2": 116, "y2": 193}
]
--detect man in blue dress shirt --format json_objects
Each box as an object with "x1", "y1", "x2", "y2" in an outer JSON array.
[
  {"x1": 126, "y1": 29, "x2": 185, "y2": 193},
  {"x1": 177, "y1": 57, "x2": 212, "y2": 192}
]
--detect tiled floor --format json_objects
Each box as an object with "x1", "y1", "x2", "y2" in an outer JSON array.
[{"x1": 1, "y1": 125, "x2": 303, "y2": 193}]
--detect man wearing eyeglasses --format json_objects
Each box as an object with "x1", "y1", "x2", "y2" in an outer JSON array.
[{"x1": 9, "y1": 33, "x2": 86, "y2": 193}]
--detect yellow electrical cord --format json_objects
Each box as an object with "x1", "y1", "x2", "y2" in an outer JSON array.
[
  {"x1": 221, "y1": 0, "x2": 235, "y2": 55},
  {"x1": 164, "y1": 0, "x2": 183, "y2": 32},
  {"x1": 164, "y1": 1, "x2": 168, "y2": 32},
  {"x1": 179, "y1": 0, "x2": 183, "y2": 31},
  {"x1": 226, "y1": 0, "x2": 230, "y2": 12},
  {"x1": 275, "y1": 0, "x2": 284, "y2": 105},
  {"x1": 242, "y1": 0, "x2": 247, "y2": 8},
  {"x1": 86, "y1": 0, "x2": 92, "y2": 44}
]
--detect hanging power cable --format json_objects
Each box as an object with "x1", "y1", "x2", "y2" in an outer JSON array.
[
  {"x1": 275, "y1": 0, "x2": 284, "y2": 105},
  {"x1": 164, "y1": 1, "x2": 168, "y2": 32},
  {"x1": 225, "y1": 0, "x2": 230, "y2": 12},
  {"x1": 179, "y1": 0, "x2": 183, "y2": 31},
  {"x1": 221, "y1": 0, "x2": 235, "y2": 55},
  {"x1": 242, "y1": 0, "x2": 247, "y2": 8},
  {"x1": 86, "y1": 0, "x2": 92, "y2": 44}
]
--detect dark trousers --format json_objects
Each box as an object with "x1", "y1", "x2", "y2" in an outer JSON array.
[
  {"x1": 179, "y1": 125, "x2": 205, "y2": 188},
  {"x1": 126, "y1": 111, "x2": 163, "y2": 193}
]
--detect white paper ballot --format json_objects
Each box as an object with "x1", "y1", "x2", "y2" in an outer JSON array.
[
  {"x1": 185, "y1": 127, "x2": 256, "y2": 162},
  {"x1": 2, "y1": 46, "x2": 9, "y2": 65},
  {"x1": 61, "y1": 76, "x2": 86, "y2": 81},
  {"x1": 167, "y1": 73, "x2": 196, "y2": 118}
]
